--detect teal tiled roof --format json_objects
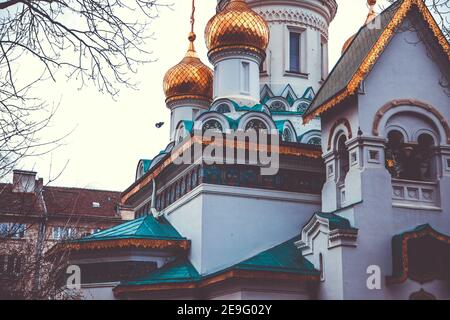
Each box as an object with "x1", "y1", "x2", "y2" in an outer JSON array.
[
  {"x1": 79, "y1": 215, "x2": 185, "y2": 242},
  {"x1": 316, "y1": 212, "x2": 356, "y2": 231},
  {"x1": 125, "y1": 260, "x2": 201, "y2": 286},
  {"x1": 120, "y1": 236, "x2": 318, "y2": 287},
  {"x1": 234, "y1": 236, "x2": 319, "y2": 275}
]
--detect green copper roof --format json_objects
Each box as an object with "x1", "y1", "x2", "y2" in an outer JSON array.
[
  {"x1": 125, "y1": 260, "x2": 201, "y2": 286},
  {"x1": 316, "y1": 212, "x2": 355, "y2": 230},
  {"x1": 230, "y1": 101, "x2": 266, "y2": 113},
  {"x1": 120, "y1": 236, "x2": 318, "y2": 287},
  {"x1": 234, "y1": 236, "x2": 319, "y2": 275},
  {"x1": 140, "y1": 160, "x2": 152, "y2": 173},
  {"x1": 79, "y1": 215, "x2": 185, "y2": 242}
]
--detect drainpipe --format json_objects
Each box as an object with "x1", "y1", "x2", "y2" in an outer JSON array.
[{"x1": 150, "y1": 179, "x2": 163, "y2": 219}]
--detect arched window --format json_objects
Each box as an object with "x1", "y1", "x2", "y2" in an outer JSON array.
[
  {"x1": 202, "y1": 120, "x2": 223, "y2": 134},
  {"x1": 337, "y1": 135, "x2": 349, "y2": 183},
  {"x1": 282, "y1": 128, "x2": 293, "y2": 142},
  {"x1": 245, "y1": 119, "x2": 268, "y2": 132},
  {"x1": 270, "y1": 101, "x2": 286, "y2": 112},
  {"x1": 308, "y1": 136, "x2": 321, "y2": 146},
  {"x1": 385, "y1": 130, "x2": 436, "y2": 181},
  {"x1": 216, "y1": 103, "x2": 231, "y2": 114}
]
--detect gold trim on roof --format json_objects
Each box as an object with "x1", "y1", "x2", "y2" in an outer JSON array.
[
  {"x1": 121, "y1": 136, "x2": 322, "y2": 205},
  {"x1": 304, "y1": 0, "x2": 450, "y2": 124}
]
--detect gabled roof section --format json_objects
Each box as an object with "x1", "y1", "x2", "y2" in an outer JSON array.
[
  {"x1": 304, "y1": 0, "x2": 450, "y2": 123},
  {"x1": 81, "y1": 215, "x2": 184, "y2": 242},
  {"x1": 124, "y1": 260, "x2": 201, "y2": 286},
  {"x1": 47, "y1": 215, "x2": 190, "y2": 255},
  {"x1": 234, "y1": 236, "x2": 319, "y2": 275},
  {"x1": 114, "y1": 236, "x2": 319, "y2": 296}
]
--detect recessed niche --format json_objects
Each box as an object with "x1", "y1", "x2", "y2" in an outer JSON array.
[{"x1": 368, "y1": 149, "x2": 380, "y2": 163}]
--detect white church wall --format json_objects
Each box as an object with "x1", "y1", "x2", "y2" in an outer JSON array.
[
  {"x1": 200, "y1": 184, "x2": 321, "y2": 275},
  {"x1": 320, "y1": 22, "x2": 450, "y2": 300},
  {"x1": 166, "y1": 183, "x2": 321, "y2": 276},
  {"x1": 358, "y1": 20, "x2": 449, "y2": 137},
  {"x1": 165, "y1": 185, "x2": 205, "y2": 273}
]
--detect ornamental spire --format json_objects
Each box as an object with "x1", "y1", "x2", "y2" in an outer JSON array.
[
  {"x1": 365, "y1": 0, "x2": 377, "y2": 25},
  {"x1": 187, "y1": 0, "x2": 197, "y2": 55}
]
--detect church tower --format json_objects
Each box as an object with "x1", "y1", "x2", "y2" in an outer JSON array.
[
  {"x1": 205, "y1": 0, "x2": 270, "y2": 106},
  {"x1": 163, "y1": 6, "x2": 213, "y2": 142},
  {"x1": 218, "y1": 0, "x2": 337, "y2": 97}
]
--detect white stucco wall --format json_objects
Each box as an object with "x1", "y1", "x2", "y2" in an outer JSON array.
[
  {"x1": 166, "y1": 184, "x2": 321, "y2": 275},
  {"x1": 314, "y1": 20, "x2": 450, "y2": 300}
]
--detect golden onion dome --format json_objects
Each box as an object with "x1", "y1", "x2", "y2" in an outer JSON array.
[
  {"x1": 342, "y1": 34, "x2": 356, "y2": 54},
  {"x1": 205, "y1": 0, "x2": 269, "y2": 58},
  {"x1": 163, "y1": 32, "x2": 213, "y2": 106}
]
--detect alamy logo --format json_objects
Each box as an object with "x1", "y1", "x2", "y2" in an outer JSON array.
[
  {"x1": 66, "y1": 265, "x2": 81, "y2": 290},
  {"x1": 366, "y1": 265, "x2": 382, "y2": 290},
  {"x1": 171, "y1": 129, "x2": 280, "y2": 176}
]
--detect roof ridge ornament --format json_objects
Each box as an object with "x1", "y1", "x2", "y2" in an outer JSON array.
[{"x1": 365, "y1": 0, "x2": 378, "y2": 25}]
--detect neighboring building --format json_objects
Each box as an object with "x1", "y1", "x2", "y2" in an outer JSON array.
[
  {"x1": 0, "y1": 170, "x2": 124, "y2": 298},
  {"x1": 56, "y1": 0, "x2": 449, "y2": 300}
]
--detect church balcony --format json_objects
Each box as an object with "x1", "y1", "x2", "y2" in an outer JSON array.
[{"x1": 391, "y1": 179, "x2": 441, "y2": 211}]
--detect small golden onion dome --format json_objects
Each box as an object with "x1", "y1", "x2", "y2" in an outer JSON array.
[
  {"x1": 163, "y1": 32, "x2": 213, "y2": 106},
  {"x1": 342, "y1": 34, "x2": 356, "y2": 54},
  {"x1": 341, "y1": 0, "x2": 377, "y2": 54},
  {"x1": 205, "y1": 0, "x2": 269, "y2": 58}
]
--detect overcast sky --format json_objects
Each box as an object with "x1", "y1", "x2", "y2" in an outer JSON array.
[{"x1": 17, "y1": 0, "x2": 390, "y2": 192}]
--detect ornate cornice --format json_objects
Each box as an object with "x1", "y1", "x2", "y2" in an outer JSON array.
[
  {"x1": 113, "y1": 269, "x2": 319, "y2": 297},
  {"x1": 208, "y1": 45, "x2": 266, "y2": 65},
  {"x1": 166, "y1": 97, "x2": 211, "y2": 110},
  {"x1": 121, "y1": 136, "x2": 322, "y2": 205},
  {"x1": 48, "y1": 238, "x2": 190, "y2": 256},
  {"x1": 245, "y1": 0, "x2": 337, "y2": 24},
  {"x1": 255, "y1": 8, "x2": 329, "y2": 38}
]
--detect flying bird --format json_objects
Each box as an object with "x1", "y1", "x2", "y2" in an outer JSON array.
[{"x1": 155, "y1": 122, "x2": 165, "y2": 128}]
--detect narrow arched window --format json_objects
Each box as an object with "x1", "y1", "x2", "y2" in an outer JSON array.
[
  {"x1": 282, "y1": 128, "x2": 292, "y2": 142},
  {"x1": 319, "y1": 253, "x2": 325, "y2": 281},
  {"x1": 337, "y1": 135, "x2": 349, "y2": 183}
]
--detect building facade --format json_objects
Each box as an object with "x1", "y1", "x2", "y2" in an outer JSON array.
[
  {"x1": 0, "y1": 170, "x2": 124, "y2": 298},
  {"x1": 56, "y1": 0, "x2": 449, "y2": 300}
]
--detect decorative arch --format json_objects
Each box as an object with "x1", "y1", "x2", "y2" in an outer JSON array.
[
  {"x1": 299, "y1": 129, "x2": 321, "y2": 145},
  {"x1": 278, "y1": 121, "x2": 298, "y2": 142},
  {"x1": 174, "y1": 121, "x2": 188, "y2": 144},
  {"x1": 373, "y1": 99, "x2": 450, "y2": 144},
  {"x1": 327, "y1": 118, "x2": 353, "y2": 150},
  {"x1": 210, "y1": 98, "x2": 235, "y2": 114},
  {"x1": 266, "y1": 97, "x2": 289, "y2": 112},
  {"x1": 194, "y1": 112, "x2": 231, "y2": 133},
  {"x1": 238, "y1": 112, "x2": 277, "y2": 133}
]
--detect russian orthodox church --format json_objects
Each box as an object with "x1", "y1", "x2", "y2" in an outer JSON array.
[{"x1": 55, "y1": 0, "x2": 450, "y2": 300}]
